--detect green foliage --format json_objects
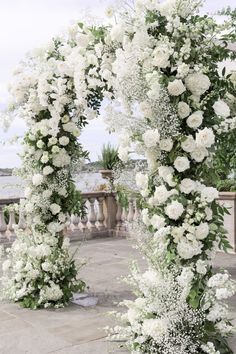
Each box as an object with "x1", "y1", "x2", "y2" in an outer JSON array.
[{"x1": 98, "y1": 143, "x2": 120, "y2": 170}]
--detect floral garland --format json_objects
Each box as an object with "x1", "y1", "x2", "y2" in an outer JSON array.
[
  {"x1": 1, "y1": 23, "x2": 112, "y2": 309},
  {"x1": 104, "y1": 1, "x2": 236, "y2": 353}
]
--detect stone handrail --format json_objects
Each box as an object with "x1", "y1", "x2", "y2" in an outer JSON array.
[
  {"x1": 0, "y1": 192, "x2": 140, "y2": 244},
  {"x1": 1, "y1": 192, "x2": 235, "y2": 252}
]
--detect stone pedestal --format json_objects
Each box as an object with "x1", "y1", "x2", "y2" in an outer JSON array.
[{"x1": 218, "y1": 192, "x2": 236, "y2": 253}]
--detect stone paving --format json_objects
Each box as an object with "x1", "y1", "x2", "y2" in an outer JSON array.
[{"x1": 0, "y1": 237, "x2": 235, "y2": 354}]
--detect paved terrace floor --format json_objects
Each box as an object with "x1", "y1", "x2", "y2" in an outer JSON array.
[{"x1": 0, "y1": 237, "x2": 235, "y2": 354}]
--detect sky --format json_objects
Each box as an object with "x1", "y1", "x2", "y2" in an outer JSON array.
[{"x1": 0, "y1": 0, "x2": 236, "y2": 167}]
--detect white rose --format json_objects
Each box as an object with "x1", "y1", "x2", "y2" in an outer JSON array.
[
  {"x1": 152, "y1": 44, "x2": 171, "y2": 68},
  {"x1": 167, "y1": 79, "x2": 186, "y2": 96},
  {"x1": 205, "y1": 207, "x2": 213, "y2": 221},
  {"x1": 50, "y1": 203, "x2": 61, "y2": 215},
  {"x1": 52, "y1": 146, "x2": 60, "y2": 154},
  {"x1": 61, "y1": 115, "x2": 70, "y2": 123},
  {"x1": 153, "y1": 185, "x2": 170, "y2": 204},
  {"x1": 158, "y1": 165, "x2": 174, "y2": 178},
  {"x1": 159, "y1": 138, "x2": 173, "y2": 151},
  {"x1": 59, "y1": 136, "x2": 70, "y2": 146},
  {"x1": 32, "y1": 174, "x2": 43, "y2": 186},
  {"x1": 36, "y1": 140, "x2": 44, "y2": 149},
  {"x1": 136, "y1": 172, "x2": 148, "y2": 189},
  {"x1": 150, "y1": 214, "x2": 166, "y2": 229},
  {"x1": 165, "y1": 200, "x2": 184, "y2": 220},
  {"x1": 63, "y1": 122, "x2": 77, "y2": 133},
  {"x1": 174, "y1": 156, "x2": 190, "y2": 172},
  {"x1": 196, "y1": 128, "x2": 215, "y2": 148},
  {"x1": 181, "y1": 136, "x2": 196, "y2": 153},
  {"x1": 142, "y1": 129, "x2": 160, "y2": 147},
  {"x1": 186, "y1": 111, "x2": 203, "y2": 129},
  {"x1": 185, "y1": 73, "x2": 211, "y2": 96},
  {"x1": 191, "y1": 146, "x2": 208, "y2": 162},
  {"x1": 43, "y1": 166, "x2": 54, "y2": 175},
  {"x1": 180, "y1": 178, "x2": 196, "y2": 194},
  {"x1": 201, "y1": 186, "x2": 219, "y2": 203},
  {"x1": 48, "y1": 137, "x2": 57, "y2": 146},
  {"x1": 213, "y1": 100, "x2": 230, "y2": 118},
  {"x1": 195, "y1": 222, "x2": 209, "y2": 240},
  {"x1": 178, "y1": 101, "x2": 191, "y2": 119}
]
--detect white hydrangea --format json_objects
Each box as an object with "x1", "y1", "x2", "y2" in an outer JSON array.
[
  {"x1": 180, "y1": 178, "x2": 196, "y2": 194},
  {"x1": 185, "y1": 73, "x2": 211, "y2": 96},
  {"x1": 50, "y1": 203, "x2": 61, "y2": 215},
  {"x1": 165, "y1": 200, "x2": 184, "y2": 220},
  {"x1": 32, "y1": 174, "x2": 44, "y2": 186},
  {"x1": 43, "y1": 166, "x2": 54, "y2": 175},
  {"x1": 196, "y1": 259, "x2": 208, "y2": 275},
  {"x1": 167, "y1": 79, "x2": 186, "y2": 96},
  {"x1": 142, "y1": 129, "x2": 160, "y2": 147},
  {"x1": 52, "y1": 148, "x2": 71, "y2": 167},
  {"x1": 195, "y1": 222, "x2": 209, "y2": 240},
  {"x1": 136, "y1": 172, "x2": 149, "y2": 189},
  {"x1": 150, "y1": 214, "x2": 166, "y2": 229},
  {"x1": 177, "y1": 239, "x2": 202, "y2": 259}
]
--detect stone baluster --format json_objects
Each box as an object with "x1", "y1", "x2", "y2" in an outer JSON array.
[
  {"x1": 121, "y1": 206, "x2": 127, "y2": 231},
  {"x1": 127, "y1": 197, "x2": 134, "y2": 223},
  {"x1": 115, "y1": 202, "x2": 122, "y2": 231},
  {"x1": 18, "y1": 210, "x2": 27, "y2": 230},
  {"x1": 8, "y1": 210, "x2": 16, "y2": 232},
  {"x1": 71, "y1": 214, "x2": 80, "y2": 229},
  {"x1": 97, "y1": 197, "x2": 105, "y2": 230},
  {"x1": 0, "y1": 205, "x2": 7, "y2": 241},
  {"x1": 133, "y1": 198, "x2": 140, "y2": 221},
  {"x1": 80, "y1": 214, "x2": 88, "y2": 233},
  {"x1": 88, "y1": 198, "x2": 97, "y2": 232}
]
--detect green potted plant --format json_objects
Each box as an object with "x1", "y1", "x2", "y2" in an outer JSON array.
[{"x1": 98, "y1": 143, "x2": 120, "y2": 181}]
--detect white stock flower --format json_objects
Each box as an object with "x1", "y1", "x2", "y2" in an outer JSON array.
[
  {"x1": 195, "y1": 222, "x2": 209, "y2": 240},
  {"x1": 159, "y1": 138, "x2": 173, "y2": 151},
  {"x1": 59, "y1": 136, "x2": 70, "y2": 146},
  {"x1": 185, "y1": 73, "x2": 211, "y2": 96},
  {"x1": 174, "y1": 156, "x2": 190, "y2": 172},
  {"x1": 213, "y1": 99, "x2": 230, "y2": 118},
  {"x1": 150, "y1": 214, "x2": 166, "y2": 229},
  {"x1": 165, "y1": 200, "x2": 184, "y2": 220},
  {"x1": 32, "y1": 174, "x2": 43, "y2": 186},
  {"x1": 167, "y1": 79, "x2": 186, "y2": 96},
  {"x1": 142, "y1": 129, "x2": 160, "y2": 147},
  {"x1": 180, "y1": 178, "x2": 196, "y2": 194},
  {"x1": 196, "y1": 259, "x2": 208, "y2": 275},
  {"x1": 195, "y1": 128, "x2": 215, "y2": 148},
  {"x1": 186, "y1": 111, "x2": 203, "y2": 129},
  {"x1": 178, "y1": 101, "x2": 191, "y2": 119}
]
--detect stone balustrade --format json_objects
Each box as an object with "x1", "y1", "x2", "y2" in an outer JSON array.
[
  {"x1": 0, "y1": 192, "x2": 138, "y2": 244},
  {"x1": 1, "y1": 192, "x2": 235, "y2": 252}
]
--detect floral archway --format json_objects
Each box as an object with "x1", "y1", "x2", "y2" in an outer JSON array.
[{"x1": 1, "y1": 1, "x2": 236, "y2": 353}]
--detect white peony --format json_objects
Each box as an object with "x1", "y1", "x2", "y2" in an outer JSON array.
[
  {"x1": 167, "y1": 79, "x2": 186, "y2": 96},
  {"x1": 32, "y1": 174, "x2": 43, "y2": 186},
  {"x1": 142, "y1": 129, "x2": 160, "y2": 147},
  {"x1": 181, "y1": 135, "x2": 196, "y2": 153},
  {"x1": 174, "y1": 156, "x2": 190, "y2": 172},
  {"x1": 50, "y1": 203, "x2": 61, "y2": 215},
  {"x1": 185, "y1": 73, "x2": 211, "y2": 96},
  {"x1": 195, "y1": 222, "x2": 209, "y2": 240},
  {"x1": 186, "y1": 111, "x2": 203, "y2": 129},
  {"x1": 196, "y1": 128, "x2": 215, "y2": 148},
  {"x1": 150, "y1": 214, "x2": 166, "y2": 229},
  {"x1": 180, "y1": 178, "x2": 196, "y2": 194},
  {"x1": 159, "y1": 138, "x2": 173, "y2": 151},
  {"x1": 190, "y1": 146, "x2": 208, "y2": 162},
  {"x1": 59, "y1": 136, "x2": 70, "y2": 146},
  {"x1": 178, "y1": 101, "x2": 191, "y2": 119},
  {"x1": 165, "y1": 200, "x2": 184, "y2": 220},
  {"x1": 213, "y1": 99, "x2": 230, "y2": 118}
]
